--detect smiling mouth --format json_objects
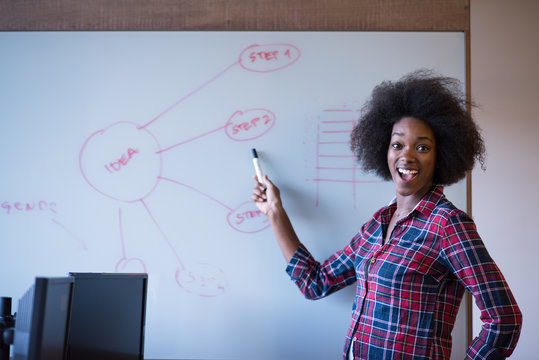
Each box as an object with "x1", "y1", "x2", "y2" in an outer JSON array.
[{"x1": 397, "y1": 168, "x2": 418, "y2": 181}]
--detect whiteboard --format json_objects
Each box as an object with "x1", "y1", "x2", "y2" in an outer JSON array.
[{"x1": 0, "y1": 32, "x2": 467, "y2": 359}]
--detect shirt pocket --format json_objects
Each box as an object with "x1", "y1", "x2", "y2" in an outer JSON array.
[{"x1": 375, "y1": 234, "x2": 446, "y2": 295}]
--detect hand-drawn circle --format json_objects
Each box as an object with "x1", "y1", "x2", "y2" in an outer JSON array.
[
  {"x1": 227, "y1": 201, "x2": 270, "y2": 233},
  {"x1": 79, "y1": 121, "x2": 163, "y2": 202},
  {"x1": 225, "y1": 108, "x2": 276, "y2": 141},
  {"x1": 175, "y1": 263, "x2": 228, "y2": 297},
  {"x1": 115, "y1": 257, "x2": 147, "y2": 273},
  {"x1": 239, "y1": 43, "x2": 301, "y2": 73}
]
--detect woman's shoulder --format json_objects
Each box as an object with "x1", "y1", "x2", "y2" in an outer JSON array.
[
  {"x1": 433, "y1": 195, "x2": 461, "y2": 215},
  {"x1": 420, "y1": 186, "x2": 473, "y2": 224},
  {"x1": 435, "y1": 194, "x2": 469, "y2": 218},
  {"x1": 427, "y1": 195, "x2": 481, "y2": 242}
]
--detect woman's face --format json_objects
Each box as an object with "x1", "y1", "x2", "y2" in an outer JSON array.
[{"x1": 387, "y1": 117, "x2": 436, "y2": 199}]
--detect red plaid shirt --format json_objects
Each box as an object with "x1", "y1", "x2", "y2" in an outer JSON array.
[{"x1": 286, "y1": 186, "x2": 521, "y2": 359}]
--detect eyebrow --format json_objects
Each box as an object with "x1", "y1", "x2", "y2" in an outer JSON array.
[{"x1": 391, "y1": 132, "x2": 434, "y2": 142}]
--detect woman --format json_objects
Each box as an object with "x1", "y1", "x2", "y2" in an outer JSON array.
[{"x1": 251, "y1": 70, "x2": 522, "y2": 359}]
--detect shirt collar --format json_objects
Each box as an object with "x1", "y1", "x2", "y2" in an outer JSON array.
[
  {"x1": 386, "y1": 185, "x2": 445, "y2": 219},
  {"x1": 414, "y1": 185, "x2": 445, "y2": 217}
]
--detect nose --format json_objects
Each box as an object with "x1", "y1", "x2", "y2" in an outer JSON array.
[{"x1": 401, "y1": 146, "x2": 415, "y2": 162}]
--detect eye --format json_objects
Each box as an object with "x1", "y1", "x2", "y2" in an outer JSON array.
[
  {"x1": 416, "y1": 144, "x2": 431, "y2": 152},
  {"x1": 391, "y1": 142, "x2": 402, "y2": 150}
]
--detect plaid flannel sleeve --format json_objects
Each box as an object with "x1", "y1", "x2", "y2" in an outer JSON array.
[
  {"x1": 285, "y1": 235, "x2": 359, "y2": 300},
  {"x1": 441, "y1": 212, "x2": 522, "y2": 359}
]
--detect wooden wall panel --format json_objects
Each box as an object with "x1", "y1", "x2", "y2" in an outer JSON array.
[{"x1": 0, "y1": 0, "x2": 469, "y2": 31}]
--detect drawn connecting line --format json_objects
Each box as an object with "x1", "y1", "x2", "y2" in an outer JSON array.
[
  {"x1": 79, "y1": 43, "x2": 301, "y2": 297},
  {"x1": 314, "y1": 108, "x2": 381, "y2": 208},
  {"x1": 1, "y1": 199, "x2": 87, "y2": 250}
]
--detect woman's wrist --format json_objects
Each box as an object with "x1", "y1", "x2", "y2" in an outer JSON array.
[{"x1": 265, "y1": 201, "x2": 285, "y2": 219}]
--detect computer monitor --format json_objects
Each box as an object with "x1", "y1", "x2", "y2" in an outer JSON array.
[
  {"x1": 66, "y1": 273, "x2": 148, "y2": 360},
  {"x1": 13, "y1": 277, "x2": 74, "y2": 360}
]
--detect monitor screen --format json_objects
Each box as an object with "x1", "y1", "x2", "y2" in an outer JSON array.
[
  {"x1": 66, "y1": 273, "x2": 148, "y2": 360},
  {"x1": 13, "y1": 277, "x2": 74, "y2": 360}
]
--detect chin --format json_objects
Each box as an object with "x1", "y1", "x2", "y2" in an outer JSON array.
[{"x1": 392, "y1": 178, "x2": 425, "y2": 195}]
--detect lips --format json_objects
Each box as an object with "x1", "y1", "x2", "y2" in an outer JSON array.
[{"x1": 397, "y1": 167, "x2": 418, "y2": 181}]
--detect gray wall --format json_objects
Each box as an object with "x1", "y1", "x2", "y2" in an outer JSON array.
[{"x1": 471, "y1": 1, "x2": 539, "y2": 358}]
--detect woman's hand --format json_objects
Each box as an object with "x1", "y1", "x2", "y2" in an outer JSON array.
[
  {"x1": 250, "y1": 174, "x2": 300, "y2": 262},
  {"x1": 251, "y1": 174, "x2": 281, "y2": 216}
]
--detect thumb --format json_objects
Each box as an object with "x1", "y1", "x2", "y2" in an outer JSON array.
[
  {"x1": 262, "y1": 174, "x2": 273, "y2": 188},
  {"x1": 263, "y1": 175, "x2": 280, "y2": 196}
]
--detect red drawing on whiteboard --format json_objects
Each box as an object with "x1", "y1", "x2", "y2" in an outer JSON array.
[
  {"x1": 79, "y1": 122, "x2": 163, "y2": 203},
  {"x1": 51, "y1": 218, "x2": 88, "y2": 250},
  {"x1": 227, "y1": 201, "x2": 269, "y2": 233},
  {"x1": 139, "y1": 43, "x2": 300, "y2": 129},
  {"x1": 1, "y1": 200, "x2": 87, "y2": 249},
  {"x1": 1, "y1": 200, "x2": 57, "y2": 214},
  {"x1": 79, "y1": 43, "x2": 301, "y2": 297},
  {"x1": 313, "y1": 108, "x2": 382, "y2": 208},
  {"x1": 115, "y1": 207, "x2": 146, "y2": 273},
  {"x1": 176, "y1": 263, "x2": 227, "y2": 297},
  {"x1": 225, "y1": 108, "x2": 276, "y2": 141},
  {"x1": 239, "y1": 44, "x2": 300, "y2": 72},
  {"x1": 104, "y1": 147, "x2": 140, "y2": 173}
]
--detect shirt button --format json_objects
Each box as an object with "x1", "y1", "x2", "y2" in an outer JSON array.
[{"x1": 370, "y1": 258, "x2": 376, "y2": 264}]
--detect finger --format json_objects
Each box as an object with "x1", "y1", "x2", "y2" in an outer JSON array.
[
  {"x1": 251, "y1": 192, "x2": 267, "y2": 202},
  {"x1": 262, "y1": 174, "x2": 273, "y2": 188},
  {"x1": 252, "y1": 187, "x2": 263, "y2": 197}
]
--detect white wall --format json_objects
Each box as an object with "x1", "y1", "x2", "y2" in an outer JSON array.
[{"x1": 470, "y1": 1, "x2": 539, "y2": 359}]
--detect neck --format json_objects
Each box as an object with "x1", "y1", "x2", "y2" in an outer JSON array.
[{"x1": 394, "y1": 185, "x2": 433, "y2": 216}]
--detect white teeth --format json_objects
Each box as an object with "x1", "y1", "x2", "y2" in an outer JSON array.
[{"x1": 398, "y1": 168, "x2": 418, "y2": 175}]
